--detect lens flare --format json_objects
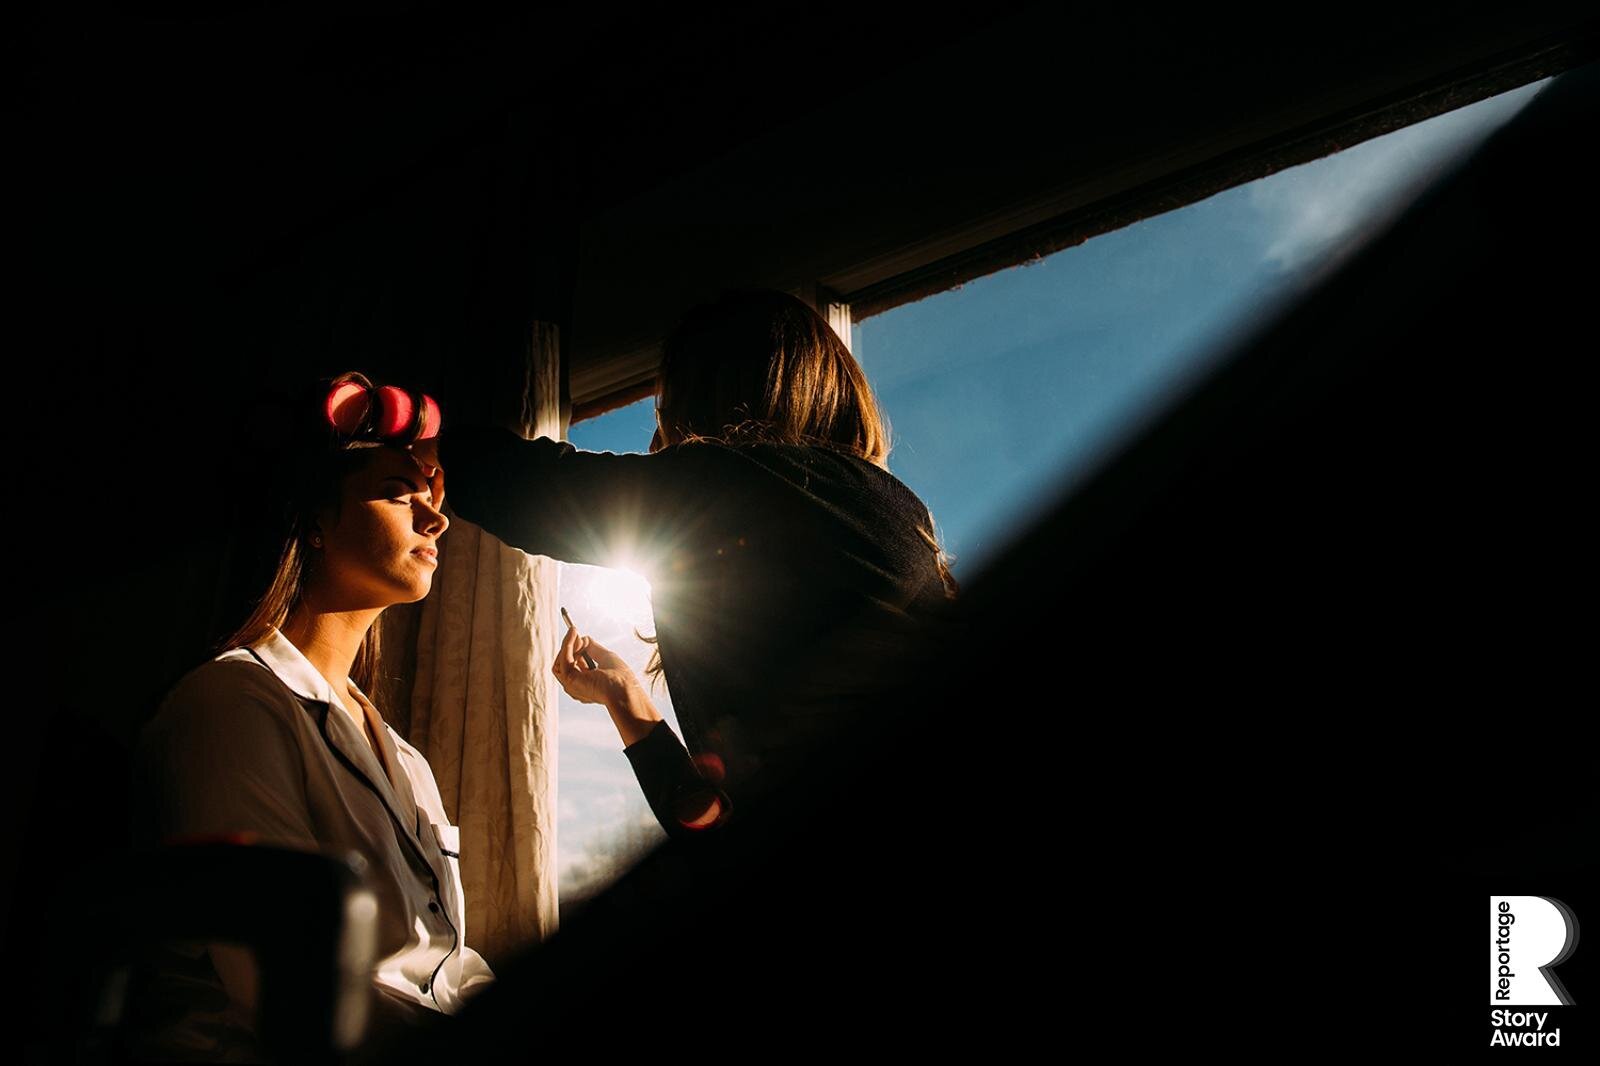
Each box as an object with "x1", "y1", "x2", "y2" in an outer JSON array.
[
  {"x1": 580, "y1": 565, "x2": 654, "y2": 629},
  {"x1": 674, "y1": 789, "x2": 727, "y2": 831}
]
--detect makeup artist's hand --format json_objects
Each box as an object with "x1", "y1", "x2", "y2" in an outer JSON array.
[
  {"x1": 553, "y1": 627, "x2": 662, "y2": 746},
  {"x1": 406, "y1": 438, "x2": 445, "y2": 507},
  {"x1": 553, "y1": 627, "x2": 636, "y2": 705}
]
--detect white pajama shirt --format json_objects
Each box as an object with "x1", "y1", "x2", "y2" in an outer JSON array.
[{"x1": 133, "y1": 625, "x2": 494, "y2": 1057}]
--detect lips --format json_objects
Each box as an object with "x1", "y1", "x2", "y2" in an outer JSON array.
[{"x1": 413, "y1": 547, "x2": 439, "y2": 562}]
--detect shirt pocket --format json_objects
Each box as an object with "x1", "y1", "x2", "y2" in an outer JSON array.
[
  {"x1": 430, "y1": 821, "x2": 460, "y2": 859},
  {"x1": 427, "y1": 820, "x2": 468, "y2": 936}
]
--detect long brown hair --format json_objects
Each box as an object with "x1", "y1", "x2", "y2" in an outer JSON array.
[
  {"x1": 637, "y1": 289, "x2": 958, "y2": 688},
  {"x1": 215, "y1": 371, "x2": 390, "y2": 694},
  {"x1": 655, "y1": 288, "x2": 892, "y2": 464}
]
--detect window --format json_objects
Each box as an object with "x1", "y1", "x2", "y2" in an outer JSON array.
[
  {"x1": 553, "y1": 77, "x2": 1550, "y2": 906},
  {"x1": 849, "y1": 79, "x2": 1550, "y2": 581},
  {"x1": 557, "y1": 399, "x2": 677, "y2": 906}
]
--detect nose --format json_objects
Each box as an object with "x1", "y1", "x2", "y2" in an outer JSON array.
[{"x1": 418, "y1": 498, "x2": 448, "y2": 538}]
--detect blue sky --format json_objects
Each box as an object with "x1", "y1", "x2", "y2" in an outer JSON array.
[{"x1": 555, "y1": 78, "x2": 1550, "y2": 902}]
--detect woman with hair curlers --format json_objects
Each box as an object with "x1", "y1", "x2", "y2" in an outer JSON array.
[{"x1": 130, "y1": 371, "x2": 491, "y2": 1062}]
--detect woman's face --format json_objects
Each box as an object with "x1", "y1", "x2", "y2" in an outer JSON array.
[{"x1": 310, "y1": 446, "x2": 448, "y2": 609}]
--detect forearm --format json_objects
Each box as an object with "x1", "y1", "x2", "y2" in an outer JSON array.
[
  {"x1": 618, "y1": 708, "x2": 730, "y2": 837},
  {"x1": 605, "y1": 681, "x2": 664, "y2": 748},
  {"x1": 437, "y1": 424, "x2": 695, "y2": 567},
  {"x1": 558, "y1": 638, "x2": 729, "y2": 835}
]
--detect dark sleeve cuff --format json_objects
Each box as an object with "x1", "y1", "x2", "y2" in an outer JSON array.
[{"x1": 622, "y1": 721, "x2": 731, "y2": 838}]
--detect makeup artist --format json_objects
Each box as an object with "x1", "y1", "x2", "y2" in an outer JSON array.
[{"x1": 429, "y1": 289, "x2": 959, "y2": 838}]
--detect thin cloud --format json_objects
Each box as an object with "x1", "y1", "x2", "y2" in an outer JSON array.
[
  {"x1": 561, "y1": 714, "x2": 627, "y2": 751},
  {"x1": 1250, "y1": 80, "x2": 1550, "y2": 274},
  {"x1": 559, "y1": 811, "x2": 665, "y2": 902}
]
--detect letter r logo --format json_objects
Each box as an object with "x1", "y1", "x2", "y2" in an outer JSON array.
[{"x1": 1491, "y1": 896, "x2": 1579, "y2": 1005}]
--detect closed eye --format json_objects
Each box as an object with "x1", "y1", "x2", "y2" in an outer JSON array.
[{"x1": 383, "y1": 476, "x2": 435, "y2": 507}]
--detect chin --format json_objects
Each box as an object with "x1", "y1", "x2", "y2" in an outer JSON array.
[{"x1": 388, "y1": 574, "x2": 433, "y2": 604}]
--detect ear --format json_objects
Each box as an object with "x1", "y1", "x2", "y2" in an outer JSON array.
[{"x1": 307, "y1": 500, "x2": 340, "y2": 541}]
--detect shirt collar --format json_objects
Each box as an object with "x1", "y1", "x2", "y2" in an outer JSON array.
[
  {"x1": 238, "y1": 627, "x2": 423, "y2": 851},
  {"x1": 244, "y1": 625, "x2": 370, "y2": 718}
]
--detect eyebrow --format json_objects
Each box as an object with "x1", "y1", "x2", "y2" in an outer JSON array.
[{"x1": 383, "y1": 475, "x2": 433, "y2": 498}]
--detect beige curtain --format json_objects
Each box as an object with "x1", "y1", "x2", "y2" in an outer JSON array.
[{"x1": 399, "y1": 321, "x2": 564, "y2": 966}]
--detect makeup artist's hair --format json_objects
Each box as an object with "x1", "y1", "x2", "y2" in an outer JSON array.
[
  {"x1": 654, "y1": 288, "x2": 892, "y2": 464},
  {"x1": 216, "y1": 371, "x2": 390, "y2": 694},
  {"x1": 636, "y1": 288, "x2": 958, "y2": 688}
]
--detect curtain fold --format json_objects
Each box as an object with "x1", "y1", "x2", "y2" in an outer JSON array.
[{"x1": 406, "y1": 321, "x2": 563, "y2": 966}]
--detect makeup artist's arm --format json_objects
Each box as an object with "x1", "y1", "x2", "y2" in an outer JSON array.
[
  {"x1": 427, "y1": 424, "x2": 737, "y2": 568},
  {"x1": 552, "y1": 626, "x2": 729, "y2": 837}
]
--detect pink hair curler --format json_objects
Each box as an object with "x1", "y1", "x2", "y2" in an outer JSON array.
[{"x1": 324, "y1": 378, "x2": 441, "y2": 444}]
